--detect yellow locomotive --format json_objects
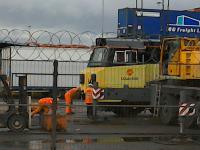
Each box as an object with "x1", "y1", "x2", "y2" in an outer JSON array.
[{"x1": 80, "y1": 37, "x2": 200, "y2": 128}]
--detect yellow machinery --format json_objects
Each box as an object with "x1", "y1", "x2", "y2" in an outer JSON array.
[
  {"x1": 80, "y1": 37, "x2": 200, "y2": 128},
  {"x1": 158, "y1": 37, "x2": 200, "y2": 127},
  {"x1": 160, "y1": 37, "x2": 200, "y2": 79}
]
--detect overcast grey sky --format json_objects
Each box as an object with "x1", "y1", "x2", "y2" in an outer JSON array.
[{"x1": 0, "y1": 0, "x2": 199, "y2": 33}]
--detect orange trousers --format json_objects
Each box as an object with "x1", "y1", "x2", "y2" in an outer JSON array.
[{"x1": 64, "y1": 87, "x2": 80, "y2": 114}]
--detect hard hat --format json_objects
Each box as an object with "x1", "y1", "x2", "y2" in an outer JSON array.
[{"x1": 88, "y1": 83, "x2": 93, "y2": 87}]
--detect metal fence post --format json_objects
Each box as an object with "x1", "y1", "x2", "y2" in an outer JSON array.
[
  {"x1": 18, "y1": 75, "x2": 28, "y2": 115},
  {"x1": 179, "y1": 90, "x2": 195, "y2": 134},
  {"x1": 179, "y1": 90, "x2": 187, "y2": 134},
  {"x1": 28, "y1": 96, "x2": 32, "y2": 129},
  {"x1": 51, "y1": 60, "x2": 58, "y2": 150},
  {"x1": 197, "y1": 102, "x2": 200, "y2": 128},
  {"x1": 92, "y1": 82, "x2": 98, "y2": 119}
]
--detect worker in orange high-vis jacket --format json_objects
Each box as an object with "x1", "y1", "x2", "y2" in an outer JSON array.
[
  {"x1": 84, "y1": 83, "x2": 94, "y2": 117},
  {"x1": 64, "y1": 87, "x2": 81, "y2": 114},
  {"x1": 31, "y1": 97, "x2": 58, "y2": 117}
]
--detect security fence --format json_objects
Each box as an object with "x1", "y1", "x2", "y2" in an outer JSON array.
[
  {"x1": 0, "y1": 45, "x2": 89, "y2": 92},
  {"x1": 8, "y1": 60, "x2": 88, "y2": 90},
  {"x1": 0, "y1": 29, "x2": 200, "y2": 149}
]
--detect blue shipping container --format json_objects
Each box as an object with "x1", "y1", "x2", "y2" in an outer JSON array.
[{"x1": 118, "y1": 8, "x2": 200, "y2": 39}]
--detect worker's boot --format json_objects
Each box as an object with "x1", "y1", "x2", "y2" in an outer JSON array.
[{"x1": 66, "y1": 107, "x2": 74, "y2": 115}]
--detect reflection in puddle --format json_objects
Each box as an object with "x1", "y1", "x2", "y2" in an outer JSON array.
[
  {"x1": 29, "y1": 141, "x2": 43, "y2": 150},
  {"x1": 0, "y1": 136, "x2": 199, "y2": 150}
]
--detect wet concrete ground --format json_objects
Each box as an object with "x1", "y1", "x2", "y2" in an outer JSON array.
[
  {"x1": 0, "y1": 134, "x2": 200, "y2": 150},
  {"x1": 0, "y1": 101, "x2": 200, "y2": 150}
]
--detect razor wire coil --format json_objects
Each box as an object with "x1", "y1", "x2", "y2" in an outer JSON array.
[{"x1": 0, "y1": 29, "x2": 116, "y2": 61}]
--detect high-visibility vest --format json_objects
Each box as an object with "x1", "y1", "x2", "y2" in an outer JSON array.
[
  {"x1": 39, "y1": 97, "x2": 53, "y2": 112},
  {"x1": 84, "y1": 87, "x2": 93, "y2": 104},
  {"x1": 39, "y1": 97, "x2": 53, "y2": 105},
  {"x1": 31, "y1": 97, "x2": 53, "y2": 116}
]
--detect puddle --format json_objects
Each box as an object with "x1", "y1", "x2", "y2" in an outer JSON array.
[
  {"x1": 0, "y1": 135, "x2": 199, "y2": 150},
  {"x1": 63, "y1": 136, "x2": 200, "y2": 145},
  {"x1": 123, "y1": 137, "x2": 152, "y2": 142},
  {"x1": 152, "y1": 136, "x2": 200, "y2": 145}
]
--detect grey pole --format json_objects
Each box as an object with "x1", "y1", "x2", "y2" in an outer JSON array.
[
  {"x1": 179, "y1": 90, "x2": 193, "y2": 134},
  {"x1": 92, "y1": 82, "x2": 98, "y2": 119},
  {"x1": 179, "y1": 90, "x2": 187, "y2": 134},
  {"x1": 51, "y1": 60, "x2": 58, "y2": 150},
  {"x1": 136, "y1": 0, "x2": 138, "y2": 9},
  {"x1": 102, "y1": 0, "x2": 104, "y2": 38},
  {"x1": 167, "y1": 0, "x2": 169, "y2": 10},
  {"x1": 162, "y1": 0, "x2": 165, "y2": 10},
  {"x1": 141, "y1": 0, "x2": 143, "y2": 9}
]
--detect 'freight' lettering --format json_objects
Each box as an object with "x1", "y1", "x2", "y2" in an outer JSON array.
[{"x1": 168, "y1": 26, "x2": 200, "y2": 34}]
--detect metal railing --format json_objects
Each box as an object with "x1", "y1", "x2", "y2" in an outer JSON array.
[{"x1": 1, "y1": 59, "x2": 88, "y2": 91}]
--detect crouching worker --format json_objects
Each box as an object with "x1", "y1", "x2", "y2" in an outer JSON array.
[
  {"x1": 64, "y1": 87, "x2": 81, "y2": 114},
  {"x1": 31, "y1": 97, "x2": 58, "y2": 117},
  {"x1": 31, "y1": 97, "x2": 67, "y2": 131}
]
